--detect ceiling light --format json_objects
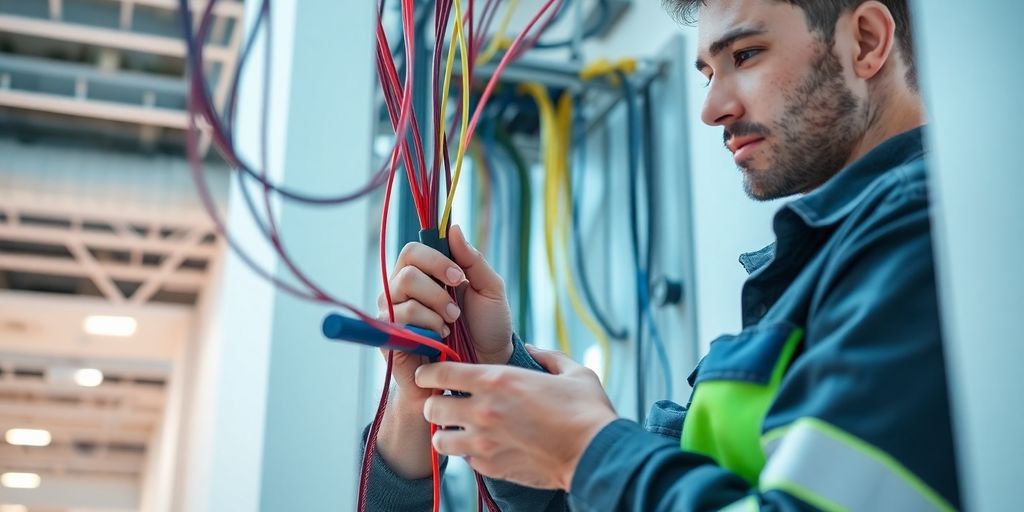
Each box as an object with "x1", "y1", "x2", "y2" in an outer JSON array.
[
  {"x1": 0, "y1": 505, "x2": 28, "y2": 512},
  {"x1": 0, "y1": 473, "x2": 40, "y2": 489},
  {"x1": 83, "y1": 315, "x2": 137, "y2": 337},
  {"x1": 4, "y1": 428, "x2": 51, "y2": 447},
  {"x1": 74, "y1": 368, "x2": 104, "y2": 388}
]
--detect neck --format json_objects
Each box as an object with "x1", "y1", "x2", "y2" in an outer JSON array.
[{"x1": 846, "y1": 86, "x2": 926, "y2": 166}]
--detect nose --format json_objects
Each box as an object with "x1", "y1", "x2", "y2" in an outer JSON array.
[{"x1": 700, "y1": 77, "x2": 745, "y2": 127}]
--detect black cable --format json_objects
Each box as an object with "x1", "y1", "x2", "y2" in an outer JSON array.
[
  {"x1": 569, "y1": 93, "x2": 629, "y2": 340},
  {"x1": 532, "y1": 0, "x2": 611, "y2": 49}
]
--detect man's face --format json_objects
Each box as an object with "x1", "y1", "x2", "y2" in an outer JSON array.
[{"x1": 696, "y1": 0, "x2": 867, "y2": 200}]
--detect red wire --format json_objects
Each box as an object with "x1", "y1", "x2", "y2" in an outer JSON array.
[{"x1": 188, "y1": 1, "x2": 565, "y2": 510}]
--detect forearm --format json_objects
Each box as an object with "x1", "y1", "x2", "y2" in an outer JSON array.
[{"x1": 374, "y1": 390, "x2": 433, "y2": 479}]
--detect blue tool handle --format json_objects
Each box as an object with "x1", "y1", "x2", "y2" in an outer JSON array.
[{"x1": 322, "y1": 313, "x2": 442, "y2": 359}]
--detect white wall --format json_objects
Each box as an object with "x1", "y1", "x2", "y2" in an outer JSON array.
[
  {"x1": 913, "y1": 1, "x2": 1024, "y2": 509},
  {"x1": 175, "y1": 0, "x2": 380, "y2": 510}
]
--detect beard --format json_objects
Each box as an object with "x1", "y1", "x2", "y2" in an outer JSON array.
[{"x1": 728, "y1": 43, "x2": 866, "y2": 201}]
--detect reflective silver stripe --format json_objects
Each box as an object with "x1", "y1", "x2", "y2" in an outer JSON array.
[
  {"x1": 720, "y1": 495, "x2": 759, "y2": 512},
  {"x1": 759, "y1": 419, "x2": 953, "y2": 512}
]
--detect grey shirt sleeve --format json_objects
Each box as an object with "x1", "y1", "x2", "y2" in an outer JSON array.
[
  {"x1": 362, "y1": 423, "x2": 446, "y2": 511},
  {"x1": 363, "y1": 334, "x2": 568, "y2": 511}
]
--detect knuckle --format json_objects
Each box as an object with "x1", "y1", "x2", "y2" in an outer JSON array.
[
  {"x1": 476, "y1": 369, "x2": 505, "y2": 390},
  {"x1": 422, "y1": 397, "x2": 438, "y2": 421},
  {"x1": 398, "y1": 241, "x2": 421, "y2": 261},
  {"x1": 474, "y1": 403, "x2": 502, "y2": 425},
  {"x1": 396, "y1": 266, "x2": 419, "y2": 287}
]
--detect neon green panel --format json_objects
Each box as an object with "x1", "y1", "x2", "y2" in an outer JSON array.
[{"x1": 681, "y1": 328, "x2": 803, "y2": 485}]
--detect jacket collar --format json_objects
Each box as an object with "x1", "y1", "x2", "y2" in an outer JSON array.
[{"x1": 739, "y1": 126, "x2": 927, "y2": 275}]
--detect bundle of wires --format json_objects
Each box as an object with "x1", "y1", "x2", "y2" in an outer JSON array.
[
  {"x1": 615, "y1": 67, "x2": 673, "y2": 421},
  {"x1": 521, "y1": 84, "x2": 612, "y2": 384},
  {"x1": 178, "y1": 0, "x2": 566, "y2": 510},
  {"x1": 577, "y1": 60, "x2": 673, "y2": 421}
]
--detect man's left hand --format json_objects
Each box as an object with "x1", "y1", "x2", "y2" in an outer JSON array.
[{"x1": 415, "y1": 345, "x2": 618, "y2": 491}]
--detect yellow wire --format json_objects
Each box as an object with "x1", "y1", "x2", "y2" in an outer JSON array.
[
  {"x1": 476, "y1": 0, "x2": 519, "y2": 66},
  {"x1": 521, "y1": 84, "x2": 611, "y2": 383},
  {"x1": 438, "y1": 0, "x2": 471, "y2": 238},
  {"x1": 553, "y1": 93, "x2": 611, "y2": 384},
  {"x1": 521, "y1": 83, "x2": 570, "y2": 356}
]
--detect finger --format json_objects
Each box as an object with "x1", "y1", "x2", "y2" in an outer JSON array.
[
  {"x1": 389, "y1": 266, "x2": 461, "y2": 323},
  {"x1": 448, "y1": 225, "x2": 505, "y2": 299},
  {"x1": 392, "y1": 300, "x2": 450, "y2": 338},
  {"x1": 416, "y1": 362, "x2": 486, "y2": 392},
  {"x1": 431, "y1": 428, "x2": 475, "y2": 457},
  {"x1": 524, "y1": 345, "x2": 581, "y2": 375},
  {"x1": 394, "y1": 241, "x2": 466, "y2": 287},
  {"x1": 423, "y1": 394, "x2": 474, "y2": 427}
]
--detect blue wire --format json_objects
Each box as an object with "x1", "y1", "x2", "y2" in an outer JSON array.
[
  {"x1": 617, "y1": 70, "x2": 673, "y2": 422},
  {"x1": 569, "y1": 93, "x2": 629, "y2": 340}
]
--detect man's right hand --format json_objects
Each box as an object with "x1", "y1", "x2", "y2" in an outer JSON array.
[{"x1": 373, "y1": 224, "x2": 513, "y2": 478}]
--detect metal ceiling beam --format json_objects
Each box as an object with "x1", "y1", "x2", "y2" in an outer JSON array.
[
  {"x1": 0, "y1": 422, "x2": 152, "y2": 446},
  {"x1": 0, "y1": 444, "x2": 145, "y2": 476},
  {"x1": 0, "y1": 89, "x2": 189, "y2": 129},
  {"x1": 0, "y1": 14, "x2": 235, "y2": 61},
  {"x1": 0, "y1": 402, "x2": 159, "y2": 427},
  {"x1": 0, "y1": 225, "x2": 218, "y2": 259},
  {"x1": 0, "y1": 380, "x2": 166, "y2": 406},
  {"x1": 133, "y1": 0, "x2": 245, "y2": 18},
  {"x1": 0, "y1": 253, "x2": 207, "y2": 291}
]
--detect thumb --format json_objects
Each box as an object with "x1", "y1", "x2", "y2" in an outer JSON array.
[
  {"x1": 448, "y1": 224, "x2": 504, "y2": 299},
  {"x1": 525, "y1": 345, "x2": 580, "y2": 375}
]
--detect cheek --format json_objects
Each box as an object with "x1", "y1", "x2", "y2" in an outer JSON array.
[{"x1": 737, "y1": 70, "x2": 791, "y2": 125}]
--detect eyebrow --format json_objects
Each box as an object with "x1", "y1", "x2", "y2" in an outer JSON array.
[{"x1": 694, "y1": 25, "x2": 767, "y2": 72}]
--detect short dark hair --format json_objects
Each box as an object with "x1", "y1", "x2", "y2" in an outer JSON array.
[{"x1": 666, "y1": 0, "x2": 917, "y2": 90}]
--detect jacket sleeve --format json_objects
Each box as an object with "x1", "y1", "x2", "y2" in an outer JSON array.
[
  {"x1": 363, "y1": 334, "x2": 569, "y2": 511},
  {"x1": 568, "y1": 186, "x2": 960, "y2": 511}
]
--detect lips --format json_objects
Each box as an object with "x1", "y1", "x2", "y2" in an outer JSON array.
[{"x1": 729, "y1": 136, "x2": 765, "y2": 163}]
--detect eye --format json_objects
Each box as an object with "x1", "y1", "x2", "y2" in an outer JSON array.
[
  {"x1": 734, "y1": 48, "x2": 762, "y2": 67},
  {"x1": 703, "y1": 74, "x2": 713, "y2": 88}
]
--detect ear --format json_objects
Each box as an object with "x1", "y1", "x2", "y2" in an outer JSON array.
[{"x1": 849, "y1": 1, "x2": 897, "y2": 80}]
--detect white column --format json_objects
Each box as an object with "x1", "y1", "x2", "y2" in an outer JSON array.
[
  {"x1": 914, "y1": 1, "x2": 1024, "y2": 510},
  {"x1": 180, "y1": 1, "x2": 378, "y2": 510}
]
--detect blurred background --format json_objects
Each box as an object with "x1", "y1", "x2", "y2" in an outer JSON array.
[{"x1": 0, "y1": 0, "x2": 1020, "y2": 511}]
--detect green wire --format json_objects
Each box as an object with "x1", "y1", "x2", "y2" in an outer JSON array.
[{"x1": 496, "y1": 126, "x2": 532, "y2": 337}]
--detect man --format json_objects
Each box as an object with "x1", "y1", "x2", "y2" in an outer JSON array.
[{"x1": 365, "y1": 0, "x2": 960, "y2": 510}]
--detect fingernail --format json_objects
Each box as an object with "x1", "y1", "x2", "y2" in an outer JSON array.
[
  {"x1": 442, "y1": 326, "x2": 451, "y2": 338},
  {"x1": 446, "y1": 267, "x2": 464, "y2": 286},
  {"x1": 446, "y1": 303, "x2": 461, "y2": 321}
]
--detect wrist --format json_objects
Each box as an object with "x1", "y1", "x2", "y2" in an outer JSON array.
[
  {"x1": 377, "y1": 390, "x2": 433, "y2": 480},
  {"x1": 562, "y1": 412, "x2": 618, "y2": 491},
  {"x1": 391, "y1": 388, "x2": 430, "y2": 422},
  {"x1": 476, "y1": 339, "x2": 514, "y2": 365}
]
